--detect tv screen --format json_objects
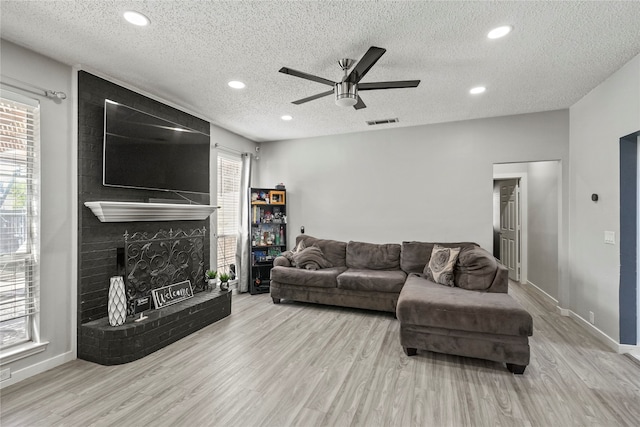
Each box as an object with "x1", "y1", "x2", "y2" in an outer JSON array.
[{"x1": 103, "y1": 99, "x2": 210, "y2": 194}]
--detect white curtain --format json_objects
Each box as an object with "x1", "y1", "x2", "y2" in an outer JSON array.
[{"x1": 235, "y1": 153, "x2": 252, "y2": 293}]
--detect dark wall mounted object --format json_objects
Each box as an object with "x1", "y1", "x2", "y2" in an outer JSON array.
[{"x1": 591, "y1": 194, "x2": 599, "y2": 202}]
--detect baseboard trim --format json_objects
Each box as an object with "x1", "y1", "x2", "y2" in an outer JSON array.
[
  {"x1": 567, "y1": 310, "x2": 622, "y2": 352},
  {"x1": 619, "y1": 344, "x2": 640, "y2": 354},
  {"x1": 520, "y1": 283, "x2": 636, "y2": 355},
  {"x1": 0, "y1": 351, "x2": 75, "y2": 389},
  {"x1": 554, "y1": 307, "x2": 634, "y2": 354},
  {"x1": 525, "y1": 280, "x2": 559, "y2": 305},
  {"x1": 625, "y1": 350, "x2": 640, "y2": 366}
]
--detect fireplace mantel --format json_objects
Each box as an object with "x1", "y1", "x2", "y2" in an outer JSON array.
[{"x1": 84, "y1": 201, "x2": 218, "y2": 222}]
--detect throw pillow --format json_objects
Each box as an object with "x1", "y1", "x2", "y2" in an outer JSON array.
[
  {"x1": 293, "y1": 239, "x2": 306, "y2": 253},
  {"x1": 424, "y1": 245, "x2": 461, "y2": 287}
]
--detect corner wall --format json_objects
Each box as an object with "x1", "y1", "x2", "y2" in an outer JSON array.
[{"x1": 569, "y1": 53, "x2": 640, "y2": 344}]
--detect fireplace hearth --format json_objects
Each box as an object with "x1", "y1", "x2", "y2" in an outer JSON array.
[{"x1": 78, "y1": 227, "x2": 231, "y2": 365}]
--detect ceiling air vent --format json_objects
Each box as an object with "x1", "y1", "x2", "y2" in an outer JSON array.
[{"x1": 366, "y1": 118, "x2": 399, "y2": 126}]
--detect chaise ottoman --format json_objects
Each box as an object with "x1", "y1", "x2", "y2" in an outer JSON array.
[{"x1": 396, "y1": 274, "x2": 533, "y2": 374}]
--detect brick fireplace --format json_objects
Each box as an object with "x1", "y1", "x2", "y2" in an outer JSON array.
[{"x1": 77, "y1": 71, "x2": 229, "y2": 365}]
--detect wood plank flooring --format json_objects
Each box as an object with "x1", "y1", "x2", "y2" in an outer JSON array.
[{"x1": 1, "y1": 282, "x2": 639, "y2": 426}]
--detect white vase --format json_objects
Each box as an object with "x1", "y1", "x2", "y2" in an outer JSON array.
[{"x1": 108, "y1": 276, "x2": 127, "y2": 326}]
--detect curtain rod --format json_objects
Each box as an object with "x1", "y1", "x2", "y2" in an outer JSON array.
[
  {"x1": 214, "y1": 143, "x2": 249, "y2": 155},
  {"x1": 0, "y1": 75, "x2": 67, "y2": 100}
]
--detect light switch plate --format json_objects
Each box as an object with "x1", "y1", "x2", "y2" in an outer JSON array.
[{"x1": 604, "y1": 231, "x2": 616, "y2": 245}]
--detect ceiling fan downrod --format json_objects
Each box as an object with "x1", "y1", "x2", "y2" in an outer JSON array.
[{"x1": 335, "y1": 58, "x2": 357, "y2": 107}]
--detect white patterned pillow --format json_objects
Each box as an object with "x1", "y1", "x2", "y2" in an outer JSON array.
[
  {"x1": 293, "y1": 239, "x2": 306, "y2": 253},
  {"x1": 424, "y1": 245, "x2": 461, "y2": 287}
]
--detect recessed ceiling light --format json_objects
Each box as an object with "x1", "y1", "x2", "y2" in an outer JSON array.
[
  {"x1": 487, "y1": 25, "x2": 512, "y2": 39},
  {"x1": 228, "y1": 81, "x2": 246, "y2": 89},
  {"x1": 281, "y1": 115, "x2": 293, "y2": 121},
  {"x1": 470, "y1": 86, "x2": 486, "y2": 95},
  {"x1": 123, "y1": 11, "x2": 150, "y2": 26}
]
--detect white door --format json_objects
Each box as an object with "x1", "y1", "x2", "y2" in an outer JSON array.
[{"x1": 499, "y1": 179, "x2": 520, "y2": 281}]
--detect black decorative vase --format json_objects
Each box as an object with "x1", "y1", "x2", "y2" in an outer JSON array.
[{"x1": 220, "y1": 281, "x2": 229, "y2": 292}]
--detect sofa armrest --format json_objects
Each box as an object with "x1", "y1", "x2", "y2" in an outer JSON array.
[
  {"x1": 274, "y1": 256, "x2": 291, "y2": 267},
  {"x1": 489, "y1": 263, "x2": 509, "y2": 293}
]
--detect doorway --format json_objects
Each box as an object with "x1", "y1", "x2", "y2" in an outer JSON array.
[
  {"x1": 495, "y1": 179, "x2": 520, "y2": 281},
  {"x1": 493, "y1": 161, "x2": 560, "y2": 299},
  {"x1": 619, "y1": 131, "x2": 639, "y2": 345}
]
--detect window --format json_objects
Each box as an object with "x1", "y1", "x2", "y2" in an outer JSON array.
[
  {"x1": 0, "y1": 91, "x2": 40, "y2": 351},
  {"x1": 217, "y1": 155, "x2": 242, "y2": 275}
]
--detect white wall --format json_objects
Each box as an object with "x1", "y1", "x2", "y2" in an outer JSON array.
[
  {"x1": 569, "y1": 53, "x2": 640, "y2": 342},
  {"x1": 258, "y1": 110, "x2": 569, "y2": 254},
  {"x1": 0, "y1": 40, "x2": 75, "y2": 385}
]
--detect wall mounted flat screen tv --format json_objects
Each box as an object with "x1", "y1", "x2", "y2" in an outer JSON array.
[{"x1": 103, "y1": 99, "x2": 210, "y2": 194}]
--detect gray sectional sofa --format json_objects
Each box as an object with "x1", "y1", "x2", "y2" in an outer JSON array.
[
  {"x1": 270, "y1": 235, "x2": 533, "y2": 374},
  {"x1": 271, "y1": 235, "x2": 408, "y2": 312}
]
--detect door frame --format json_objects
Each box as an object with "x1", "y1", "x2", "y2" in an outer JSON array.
[
  {"x1": 619, "y1": 131, "x2": 639, "y2": 345},
  {"x1": 494, "y1": 172, "x2": 528, "y2": 284}
]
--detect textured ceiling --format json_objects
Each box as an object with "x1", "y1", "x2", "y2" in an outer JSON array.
[{"x1": 1, "y1": 1, "x2": 640, "y2": 142}]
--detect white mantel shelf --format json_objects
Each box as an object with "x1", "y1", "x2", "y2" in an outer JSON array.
[{"x1": 84, "y1": 201, "x2": 218, "y2": 222}]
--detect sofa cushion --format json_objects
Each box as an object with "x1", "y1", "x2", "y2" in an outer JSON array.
[
  {"x1": 455, "y1": 246, "x2": 499, "y2": 291},
  {"x1": 346, "y1": 241, "x2": 401, "y2": 270},
  {"x1": 397, "y1": 275, "x2": 533, "y2": 337},
  {"x1": 337, "y1": 269, "x2": 407, "y2": 293},
  {"x1": 424, "y1": 245, "x2": 460, "y2": 287},
  {"x1": 297, "y1": 235, "x2": 347, "y2": 267},
  {"x1": 400, "y1": 241, "x2": 477, "y2": 274},
  {"x1": 271, "y1": 266, "x2": 347, "y2": 288}
]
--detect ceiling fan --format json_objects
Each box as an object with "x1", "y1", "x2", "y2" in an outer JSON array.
[{"x1": 279, "y1": 46, "x2": 420, "y2": 110}]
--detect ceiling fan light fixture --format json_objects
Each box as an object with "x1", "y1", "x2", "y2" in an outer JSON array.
[{"x1": 335, "y1": 81, "x2": 358, "y2": 107}]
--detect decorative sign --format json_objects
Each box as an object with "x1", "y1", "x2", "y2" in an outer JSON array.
[
  {"x1": 133, "y1": 296, "x2": 151, "y2": 314},
  {"x1": 152, "y1": 280, "x2": 194, "y2": 309}
]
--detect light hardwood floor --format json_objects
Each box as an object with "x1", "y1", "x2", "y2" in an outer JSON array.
[{"x1": 1, "y1": 282, "x2": 639, "y2": 427}]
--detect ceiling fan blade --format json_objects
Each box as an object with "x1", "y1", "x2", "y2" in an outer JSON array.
[
  {"x1": 292, "y1": 90, "x2": 334, "y2": 105},
  {"x1": 353, "y1": 96, "x2": 366, "y2": 110},
  {"x1": 358, "y1": 80, "x2": 421, "y2": 90},
  {"x1": 347, "y1": 46, "x2": 386, "y2": 83},
  {"x1": 279, "y1": 67, "x2": 335, "y2": 87}
]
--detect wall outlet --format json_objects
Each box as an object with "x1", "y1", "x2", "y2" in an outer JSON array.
[
  {"x1": 604, "y1": 231, "x2": 616, "y2": 245},
  {"x1": 589, "y1": 311, "x2": 595, "y2": 324},
  {"x1": 0, "y1": 368, "x2": 11, "y2": 381}
]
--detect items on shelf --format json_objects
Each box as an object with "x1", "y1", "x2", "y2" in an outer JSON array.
[
  {"x1": 251, "y1": 204, "x2": 286, "y2": 224},
  {"x1": 249, "y1": 187, "x2": 287, "y2": 295}
]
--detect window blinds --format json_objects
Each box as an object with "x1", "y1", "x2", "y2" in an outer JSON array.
[
  {"x1": 0, "y1": 92, "x2": 40, "y2": 338},
  {"x1": 217, "y1": 155, "x2": 241, "y2": 271}
]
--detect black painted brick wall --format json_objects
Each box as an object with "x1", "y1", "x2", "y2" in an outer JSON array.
[
  {"x1": 77, "y1": 70, "x2": 211, "y2": 326},
  {"x1": 79, "y1": 290, "x2": 231, "y2": 365}
]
